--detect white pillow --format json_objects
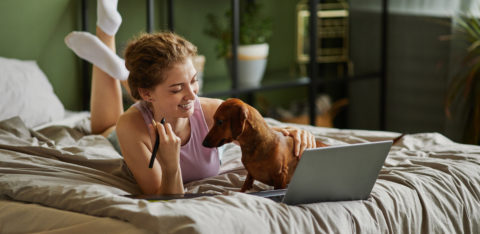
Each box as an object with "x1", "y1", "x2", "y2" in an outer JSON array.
[{"x1": 0, "y1": 57, "x2": 65, "y2": 128}]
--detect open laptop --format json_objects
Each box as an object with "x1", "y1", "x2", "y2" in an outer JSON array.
[
  {"x1": 249, "y1": 140, "x2": 392, "y2": 205},
  {"x1": 127, "y1": 141, "x2": 392, "y2": 205}
]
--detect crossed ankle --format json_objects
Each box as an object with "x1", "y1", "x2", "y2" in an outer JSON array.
[{"x1": 64, "y1": 31, "x2": 128, "y2": 81}]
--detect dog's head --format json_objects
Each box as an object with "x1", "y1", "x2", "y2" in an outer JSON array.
[{"x1": 202, "y1": 98, "x2": 249, "y2": 148}]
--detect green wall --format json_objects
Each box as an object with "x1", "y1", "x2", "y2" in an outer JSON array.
[
  {"x1": 0, "y1": 0, "x2": 81, "y2": 110},
  {"x1": 0, "y1": 0, "x2": 298, "y2": 111}
]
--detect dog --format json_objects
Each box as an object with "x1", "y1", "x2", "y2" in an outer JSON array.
[{"x1": 202, "y1": 98, "x2": 327, "y2": 192}]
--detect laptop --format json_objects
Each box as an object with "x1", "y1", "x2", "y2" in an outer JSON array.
[
  {"x1": 126, "y1": 141, "x2": 392, "y2": 205},
  {"x1": 249, "y1": 140, "x2": 392, "y2": 205}
]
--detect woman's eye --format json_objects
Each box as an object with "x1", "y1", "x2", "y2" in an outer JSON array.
[
  {"x1": 171, "y1": 89, "x2": 181, "y2": 94},
  {"x1": 217, "y1": 119, "x2": 223, "y2": 125}
]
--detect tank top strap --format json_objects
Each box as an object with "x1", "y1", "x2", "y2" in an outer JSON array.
[
  {"x1": 132, "y1": 101, "x2": 154, "y2": 127},
  {"x1": 186, "y1": 97, "x2": 210, "y2": 146}
]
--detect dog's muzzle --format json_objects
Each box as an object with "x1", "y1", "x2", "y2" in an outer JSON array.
[
  {"x1": 202, "y1": 138, "x2": 226, "y2": 148},
  {"x1": 202, "y1": 139, "x2": 211, "y2": 148}
]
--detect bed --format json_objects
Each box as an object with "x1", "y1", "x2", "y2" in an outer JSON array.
[
  {"x1": 1, "y1": 11, "x2": 480, "y2": 230},
  {"x1": 1, "y1": 58, "x2": 480, "y2": 233}
]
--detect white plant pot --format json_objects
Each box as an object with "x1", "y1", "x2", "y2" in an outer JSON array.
[
  {"x1": 227, "y1": 43, "x2": 269, "y2": 89},
  {"x1": 238, "y1": 43, "x2": 269, "y2": 60}
]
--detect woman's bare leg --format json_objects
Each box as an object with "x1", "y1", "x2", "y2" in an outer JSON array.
[
  {"x1": 90, "y1": 27, "x2": 123, "y2": 135},
  {"x1": 64, "y1": 30, "x2": 133, "y2": 135},
  {"x1": 64, "y1": 0, "x2": 130, "y2": 135}
]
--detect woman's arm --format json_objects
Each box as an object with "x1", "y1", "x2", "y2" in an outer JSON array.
[{"x1": 116, "y1": 111, "x2": 184, "y2": 195}]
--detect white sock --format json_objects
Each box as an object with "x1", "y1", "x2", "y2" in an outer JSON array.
[
  {"x1": 65, "y1": 31, "x2": 129, "y2": 81},
  {"x1": 97, "y1": 0, "x2": 122, "y2": 36}
]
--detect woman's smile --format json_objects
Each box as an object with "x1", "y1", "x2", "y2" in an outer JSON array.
[{"x1": 178, "y1": 102, "x2": 193, "y2": 111}]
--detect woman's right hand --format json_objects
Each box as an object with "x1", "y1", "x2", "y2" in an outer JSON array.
[{"x1": 149, "y1": 121, "x2": 181, "y2": 171}]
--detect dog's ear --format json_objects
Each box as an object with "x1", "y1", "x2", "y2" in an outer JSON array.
[{"x1": 231, "y1": 103, "x2": 249, "y2": 139}]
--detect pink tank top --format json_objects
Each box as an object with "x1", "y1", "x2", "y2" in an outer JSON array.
[{"x1": 133, "y1": 97, "x2": 220, "y2": 183}]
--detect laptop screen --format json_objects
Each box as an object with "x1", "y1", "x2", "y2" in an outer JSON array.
[{"x1": 283, "y1": 141, "x2": 392, "y2": 205}]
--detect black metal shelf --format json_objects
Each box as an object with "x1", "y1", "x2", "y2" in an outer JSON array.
[
  {"x1": 201, "y1": 72, "x2": 380, "y2": 97},
  {"x1": 202, "y1": 77, "x2": 310, "y2": 97}
]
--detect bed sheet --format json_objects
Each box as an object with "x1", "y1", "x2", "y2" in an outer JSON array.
[
  {"x1": 0, "y1": 115, "x2": 479, "y2": 233},
  {"x1": 33, "y1": 110, "x2": 90, "y2": 131},
  {"x1": 0, "y1": 200, "x2": 149, "y2": 234}
]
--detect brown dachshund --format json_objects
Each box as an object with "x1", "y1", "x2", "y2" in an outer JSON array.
[{"x1": 202, "y1": 98, "x2": 327, "y2": 192}]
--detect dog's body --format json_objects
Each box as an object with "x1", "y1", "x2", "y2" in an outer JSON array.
[
  {"x1": 203, "y1": 98, "x2": 403, "y2": 192},
  {"x1": 235, "y1": 120, "x2": 298, "y2": 191},
  {"x1": 202, "y1": 98, "x2": 309, "y2": 192}
]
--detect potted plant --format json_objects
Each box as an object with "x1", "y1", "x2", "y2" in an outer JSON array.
[
  {"x1": 445, "y1": 13, "x2": 480, "y2": 144},
  {"x1": 204, "y1": 0, "x2": 272, "y2": 88}
]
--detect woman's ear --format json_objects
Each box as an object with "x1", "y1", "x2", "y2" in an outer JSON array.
[{"x1": 138, "y1": 88, "x2": 154, "y2": 102}]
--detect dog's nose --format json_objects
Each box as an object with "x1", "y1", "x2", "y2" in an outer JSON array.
[{"x1": 202, "y1": 139, "x2": 210, "y2": 148}]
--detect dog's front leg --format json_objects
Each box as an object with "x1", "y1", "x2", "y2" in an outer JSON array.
[
  {"x1": 240, "y1": 173, "x2": 254, "y2": 192},
  {"x1": 273, "y1": 165, "x2": 289, "y2": 190}
]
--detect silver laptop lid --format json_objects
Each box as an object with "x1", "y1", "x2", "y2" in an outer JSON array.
[{"x1": 283, "y1": 140, "x2": 392, "y2": 205}]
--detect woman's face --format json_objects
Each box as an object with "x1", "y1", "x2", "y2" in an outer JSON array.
[{"x1": 150, "y1": 57, "x2": 199, "y2": 119}]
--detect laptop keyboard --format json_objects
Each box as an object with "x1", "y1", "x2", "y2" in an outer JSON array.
[
  {"x1": 266, "y1": 194, "x2": 285, "y2": 202},
  {"x1": 248, "y1": 189, "x2": 287, "y2": 202}
]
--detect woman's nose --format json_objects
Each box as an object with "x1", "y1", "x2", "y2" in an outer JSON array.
[{"x1": 184, "y1": 83, "x2": 197, "y2": 100}]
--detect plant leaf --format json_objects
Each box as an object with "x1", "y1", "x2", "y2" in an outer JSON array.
[
  {"x1": 456, "y1": 16, "x2": 479, "y2": 40},
  {"x1": 464, "y1": 62, "x2": 480, "y2": 98},
  {"x1": 466, "y1": 16, "x2": 480, "y2": 39}
]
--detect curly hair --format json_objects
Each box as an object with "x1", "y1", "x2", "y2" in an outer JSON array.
[{"x1": 124, "y1": 32, "x2": 197, "y2": 100}]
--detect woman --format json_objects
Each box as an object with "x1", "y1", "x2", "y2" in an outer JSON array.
[{"x1": 65, "y1": 0, "x2": 316, "y2": 195}]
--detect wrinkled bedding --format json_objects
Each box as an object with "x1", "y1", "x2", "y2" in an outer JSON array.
[{"x1": 0, "y1": 116, "x2": 479, "y2": 233}]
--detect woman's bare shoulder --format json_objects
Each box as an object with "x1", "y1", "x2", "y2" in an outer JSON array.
[
  {"x1": 116, "y1": 106, "x2": 153, "y2": 154},
  {"x1": 199, "y1": 97, "x2": 223, "y2": 112},
  {"x1": 199, "y1": 97, "x2": 223, "y2": 128},
  {"x1": 117, "y1": 107, "x2": 147, "y2": 137}
]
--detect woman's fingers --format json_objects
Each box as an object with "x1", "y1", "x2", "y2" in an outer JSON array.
[
  {"x1": 163, "y1": 122, "x2": 181, "y2": 145},
  {"x1": 299, "y1": 130, "x2": 308, "y2": 157},
  {"x1": 276, "y1": 126, "x2": 318, "y2": 156},
  {"x1": 280, "y1": 128, "x2": 289, "y2": 136},
  {"x1": 286, "y1": 128, "x2": 316, "y2": 157},
  {"x1": 311, "y1": 134, "x2": 317, "y2": 148},
  {"x1": 154, "y1": 120, "x2": 180, "y2": 146},
  {"x1": 272, "y1": 127, "x2": 289, "y2": 136},
  {"x1": 293, "y1": 131, "x2": 302, "y2": 156},
  {"x1": 156, "y1": 121, "x2": 167, "y2": 140},
  {"x1": 155, "y1": 121, "x2": 181, "y2": 168}
]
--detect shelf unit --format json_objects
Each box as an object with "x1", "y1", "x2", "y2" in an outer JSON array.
[
  {"x1": 80, "y1": 0, "x2": 388, "y2": 129},
  {"x1": 190, "y1": 0, "x2": 387, "y2": 128}
]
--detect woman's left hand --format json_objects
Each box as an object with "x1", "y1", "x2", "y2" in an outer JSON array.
[{"x1": 273, "y1": 126, "x2": 316, "y2": 157}]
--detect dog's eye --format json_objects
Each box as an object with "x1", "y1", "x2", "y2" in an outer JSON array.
[{"x1": 216, "y1": 119, "x2": 223, "y2": 125}]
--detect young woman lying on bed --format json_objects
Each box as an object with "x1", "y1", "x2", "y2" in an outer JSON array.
[{"x1": 64, "y1": 0, "x2": 316, "y2": 195}]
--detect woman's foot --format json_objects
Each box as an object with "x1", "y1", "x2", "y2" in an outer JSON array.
[
  {"x1": 97, "y1": 0, "x2": 122, "y2": 36},
  {"x1": 64, "y1": 31, "x2": 129, "y2": 81}
]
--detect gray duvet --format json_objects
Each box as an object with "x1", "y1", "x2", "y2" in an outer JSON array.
[{"x1": 0, "y1": 116, "x2": 479, "y2": 233}]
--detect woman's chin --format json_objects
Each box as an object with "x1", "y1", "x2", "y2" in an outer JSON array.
[{"x1": 177, "y1": 107, "x2": 194, "y2": 117}]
